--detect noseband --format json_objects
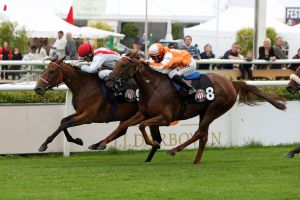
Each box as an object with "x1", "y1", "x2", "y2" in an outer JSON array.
[{"x1": 39, "y1": 62, "x2": 74, "y2": 89}]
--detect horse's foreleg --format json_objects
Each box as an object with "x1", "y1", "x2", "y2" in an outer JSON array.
[
  {"x1": 138, "y1": 115, "x2": 169, "y2": 148},
  {"x1": 98, "y1": 111, "x2": 145, "y2": 150},
  {"x1": 145, "y1": 126, "x2": 162, "y2": 162},
  {"x1": 39, "y1": 113, "x2": 89, "y2": 152},
  {"x1": 88, "y1": 125, "x2": 128, "y2": 150}
]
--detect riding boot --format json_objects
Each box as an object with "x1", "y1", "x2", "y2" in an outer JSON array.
[{"x1": 172, "y1": 75, "x2": 196, "y2": 95}]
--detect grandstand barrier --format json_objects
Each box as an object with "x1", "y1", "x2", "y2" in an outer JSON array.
[{"x1": 0, "y1": 60, "x2": 297, "y2": 156}]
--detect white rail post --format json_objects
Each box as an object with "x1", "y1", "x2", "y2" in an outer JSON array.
[{"x1": 63, "y1": 91, "x2": 73, "y2": 157}]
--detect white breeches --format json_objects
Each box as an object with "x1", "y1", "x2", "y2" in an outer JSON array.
[
  {"x1": 166, "y1": 59, "x2": 196, "y2": 78},
  {"x1": 98, "y1": 69, "x2": 112, "y2": 80}
]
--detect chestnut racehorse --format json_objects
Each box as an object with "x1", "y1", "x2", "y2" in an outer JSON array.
[
  {"x1": 34, "y1": 57, "x2": 161, "y2": 162},
  {"x1": 97, "y1": 52, "x2": 286, "y2": 164}
]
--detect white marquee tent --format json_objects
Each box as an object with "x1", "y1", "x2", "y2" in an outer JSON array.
[
  {"x1": 184, "y1": 7, "x2": 300, "y2": 58},
  {"x1": 0, "y1": 0, "x2": 124, "y2": 39}
]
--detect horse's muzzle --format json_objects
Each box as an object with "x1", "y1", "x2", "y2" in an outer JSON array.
[
  {"x1": 286, "y1": 86, "x2": 297, "y2": 94},
  {"x1": 34, "y1": 86, "x2": 46, "y2": 96}
]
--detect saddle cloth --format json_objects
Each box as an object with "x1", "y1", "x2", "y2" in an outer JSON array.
[{"x1": 174, "y1": 72, "x2": 215, "y2": 103}]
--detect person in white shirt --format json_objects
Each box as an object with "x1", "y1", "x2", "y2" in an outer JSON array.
[
  {"x1": 35, "y1": 44, "x2": 47, "y2": 59},
  {"x1": 51, "y1": 31, "x2": 67, "y2": 59}
]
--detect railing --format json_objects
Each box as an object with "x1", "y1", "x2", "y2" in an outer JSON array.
[{"x1": 0, "y1": 59, "x2": 296, "y2": 156}]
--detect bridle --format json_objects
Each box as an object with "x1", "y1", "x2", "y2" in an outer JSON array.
[{"x1": 39, "y1": 61, "x2": 74, "y2": 89}]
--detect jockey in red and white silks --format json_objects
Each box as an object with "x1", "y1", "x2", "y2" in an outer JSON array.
[{"x1": 75, "y1": 43, "x2": 121, "y2": 80}]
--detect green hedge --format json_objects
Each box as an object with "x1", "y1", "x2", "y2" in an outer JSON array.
[
  {"x1": 0, "y1": 86, "x2": 299, "y2": 104},
  {"x1": 0, "y1": 91, "x2": 66, "y2": 104}
]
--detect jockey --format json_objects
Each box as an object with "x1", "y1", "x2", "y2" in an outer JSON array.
[
  {"x1": 145, "y1": 43, "x2": 197, "y2": 95},
  {"x1": 75, "y1": 42, "x2": 121, "y2": 81}
]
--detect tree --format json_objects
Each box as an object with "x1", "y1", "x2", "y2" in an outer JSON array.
[
  {"x1": 89, "y1": 21, "x2": 114, "y2": 48},
  {"x1": 172, "y1": 22, "x2": 183, "y2": 40},
  {"x1": 236, "y1": 27, "x2": 277, "y2": 55},
  {"x1": 0, "y1": 21, "x2": 28, "y2": 53},
  {"x1": 121, "y1": 22, "x2": 139, "y2": 48}
]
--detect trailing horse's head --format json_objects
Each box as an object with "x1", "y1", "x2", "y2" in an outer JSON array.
[
  {"x1": 287, "y1": 66, "x2": 300, "y2": 94},
  {"x1": 34, "y1": 57, "x2": 65, "y2": 96},
  {"x1": 106, "y1": 51, "x2": 141, "y2": 89}
]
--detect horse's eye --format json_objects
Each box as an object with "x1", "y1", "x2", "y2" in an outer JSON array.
[{"x1": 49, "y1": 70, "x2": 55, "y2": 74}]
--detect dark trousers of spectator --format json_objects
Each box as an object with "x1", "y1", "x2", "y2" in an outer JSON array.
[
  {"x1": 11, "y1": 65, "x2": 21, "y2": 80},
  {"x1": 239, "y1": 64, "x2": 253, "y2": 80},
  {"x1": 1, "y1": 65, "x2": 9, "y2": 80}
]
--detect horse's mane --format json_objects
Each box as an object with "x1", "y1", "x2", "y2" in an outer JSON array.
[{"x1": 124, "y1": 51, "x2": 169, "y2": 80}]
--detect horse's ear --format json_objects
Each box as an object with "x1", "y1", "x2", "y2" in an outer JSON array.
[
  {"x1": 57, "y1": 56, "x2": 66, "y2": 64},
  {"x1": 51, "y1": 58, "x2": 58, "y2": 62}
]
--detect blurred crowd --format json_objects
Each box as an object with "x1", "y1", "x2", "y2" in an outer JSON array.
[{"x1": 1, "y1": 30, "x2": 299, "y2": 81}]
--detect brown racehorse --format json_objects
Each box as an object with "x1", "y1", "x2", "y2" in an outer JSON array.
[
  {"x1": 285, "y1": 67, "x2": 300, "y2": 158},
  {"x1": 34, "y1": 57, "x2": 161, "y2": 162},
  {"x1": 97, "y1": 52, "x2": 286, "y2": 164}
]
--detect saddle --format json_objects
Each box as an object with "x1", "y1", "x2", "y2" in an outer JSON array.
[
  {"x1": 173, "y1": 72, "x2": 215, "y2": 104},
  {"x1": 101, "y1": 78, "x2": 138, "y2": 103}
]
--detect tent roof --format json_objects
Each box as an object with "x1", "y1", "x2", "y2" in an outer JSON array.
[
  {"x1": 185, "y1": 7, "x2": 295, "y2": 33},
  {"x1": 0, "y1": 0, "x2": 124, "y2": 39},
  {"x1": 99, "y1": 0, "x2": 229, "y2": 22}
]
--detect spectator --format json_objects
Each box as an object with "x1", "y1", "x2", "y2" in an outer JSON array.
[
  {"x1": 181, "y1": 35, "x2": 200, "y2": 59},
  {"x1": 239, "y1": 50, "x2": 253, "y2": 80},
  {"x1": 36, "y1": 44, "x2": 47, "y2": 59},
  {"x1": 257, "y1": 38, "x2": 276, "y2": 69},
  {"x1": 168, "y1": 43, "x2": 176, "y2": 49},
  {"x1": 233, "y1": 44, "x2": 244, "y2": 69},
  {"x1": 272, "y1": 36, "x2": 288, "y2": 69},
  {"x1": 199, "y1": 43, "x2": 215, "y2": 70},
  {"x1": 0, "y1": 41, "x2": 12, "y2": 80},
  {"x1": 221, "y1": 42, "x2": 239, "y2": 69},
  {"x1": 50, "y1": 30, "x2": 67, "y2": 59},
  {"x1": 288, "y1": 48, "x2": 300, "y2": 71},
  {"x1": 11, "y1": 47, "x2": 22, "y2": 80},
  {"x1": 65, "y1": 32, "x2": 78, "y2": 60}
]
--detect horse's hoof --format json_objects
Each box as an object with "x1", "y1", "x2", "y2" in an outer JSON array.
[
  {"x1": 97, "y1": 143, "x2": 107, "y2": 150},
  {"x1": 74, "y1": 138, "x2": 83, "y2": 146},
  {"x1": 38, "y1": 145, "x2": 47, "y2": 152},
  {"x1": 154, "y1": 141, "x2": 161, "y2": 149},
  {"x1": 166, "y1": 150, "x2": 175, "y2": 156},
  {"x1": 285, "y1": 152, "x2": 294, "y2": 158},
  {"x1": 88, "y1": 144, "x2": 99, "y2": 150},
  {"x1": 144, "y1": 159, "x2": 151, "y2": 162}
]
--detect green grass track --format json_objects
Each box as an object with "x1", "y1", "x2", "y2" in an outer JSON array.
[{"x1": 0, "y1": 145, "x2": 299, "y2": 200}]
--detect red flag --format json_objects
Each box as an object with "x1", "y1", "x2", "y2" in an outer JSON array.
[
  {"x1": 3, "y1": 4, "x2": 7, "y2": 11},
  {"x1": 66, "y1": 6, "x2": 74, "y2": 24}
]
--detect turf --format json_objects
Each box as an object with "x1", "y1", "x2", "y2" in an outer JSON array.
[{"x1": 0, "y1": 146, "x2": 299, "y2": 200}]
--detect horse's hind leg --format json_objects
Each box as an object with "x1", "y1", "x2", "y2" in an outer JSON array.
[
  {"x1": 145, "y1": 126, "x2": 162, "y2": 162},
  {"x1": 285, "y1": 145, "x2": 300, "y2": 158},
  {"x1": 193, "y1": 128, "x2": 208, "y2": 164}
]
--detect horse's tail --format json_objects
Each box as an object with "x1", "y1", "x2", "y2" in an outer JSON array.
[{"x1": 232, "y1": 81, "x2": 286, "y2": 110}]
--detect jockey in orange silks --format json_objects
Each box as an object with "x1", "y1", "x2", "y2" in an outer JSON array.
[{"x1": 144, "y1": 43, "x2": 197, "y2": 95}]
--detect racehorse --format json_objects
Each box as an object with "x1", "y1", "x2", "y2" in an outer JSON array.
[
  {"x1": 34, "y1": 57, "x2": 161, "y2": 162},
  {"x1": 285, "y1": 67, "x2": 300, "y2": 158},
  {"x1": 97, "y1": 51, "x2": 286, "y2": 164}
]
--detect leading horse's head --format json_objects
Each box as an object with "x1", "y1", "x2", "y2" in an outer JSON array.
[
  {"x1": 287, "y1": 66, "x2": 300, "y2": 94},
  {"x1": 34, "y1": 57, "x2": 66, "y2": 96},
  {"x1": 106, "y1": 51, "x2": 141, "y2": 89}
]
